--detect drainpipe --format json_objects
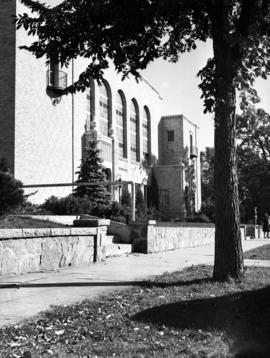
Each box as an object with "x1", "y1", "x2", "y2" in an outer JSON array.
[
  {"x1": 112, "y1": 136, "x2": 115, "y2": 200},
  {"x1": 131, "y1": 182, "x2": 136, "y2": 221},
  {"x1": 71, "y1": 59, "x2": 75, "y2": 190}
]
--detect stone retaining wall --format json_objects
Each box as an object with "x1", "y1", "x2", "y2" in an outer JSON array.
[
  {"x1": 147, "y1": 225, "x2": 215, "y2": 253},
  {"x1": 132, "y1": 222, "x2": 247, "y2": 253},
  {"x1": 0, "y1": 227, "x2": 106, "y2": 276}
]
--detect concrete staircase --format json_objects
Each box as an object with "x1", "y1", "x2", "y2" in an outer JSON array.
[{"x1": 101, "y1": 234, "x2": 133, "y2": 258}]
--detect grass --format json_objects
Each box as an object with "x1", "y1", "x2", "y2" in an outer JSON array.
[
  {"x1": 0, "y1": 216, "x2": 68, "y2": 228},
  {"x1": 244, "y1": 244, "x2": 270, "y2": 260},
  {"x1": 1, "y1": 265, "x2": 270, "y2": 357}
]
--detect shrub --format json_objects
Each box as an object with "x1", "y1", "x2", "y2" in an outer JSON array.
[
  {"x1": 0, "y1": 159, "x2": 24, "y2": 216},
  {"x1": 13, "y1": 201, "x2": 47, "y2": 215},
  {"x1": 200, "y1": 198, "x2": 215, "y2": 222},
  {"x1": 186, "y1": 212, "x2": 211, "y2": 223},
  {"x1": 108, "y1": 201, "x2": 127, "y2": 223},
  {"x1": 147, "y1": 171, "x2": 159, "y2": 210},
  {"x1": 135, "y1": 188, "x2": 146, "y2": 221},
  {"x1": 42, "y1": 195, "x2": 93, "y2": 215},
  {"x1": 120, "y1": 187, "x2": 132, "y2": 222},
  {"x1": 92, "y1": 201, "x2": 130, "y2": 224},
  {"x1": 121, "y1": 187, "x2": 132, "y2": 207}
]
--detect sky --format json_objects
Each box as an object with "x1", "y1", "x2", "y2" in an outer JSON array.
[{"x1": 142, "y1": 40, "x2": 270, "y2": 151}]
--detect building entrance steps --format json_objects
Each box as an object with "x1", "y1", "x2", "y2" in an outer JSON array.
[{"x1": 0, "y1": 239, "x2": 269, "y2": 327}]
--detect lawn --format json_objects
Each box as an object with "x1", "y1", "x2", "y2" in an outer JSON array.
[
  {"x1": 0, "y1": 216, "x2": 67, "y2": 228},
  {"x1": 244, "y1": 244, "x2": 270, "y2": 260},
  {"x1": 1, "y1": 265, "x2": 270, "y2": 357}
]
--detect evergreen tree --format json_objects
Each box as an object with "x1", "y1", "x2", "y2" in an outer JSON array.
[
  {"x1": 147, "y1": 171, "x2": 159, "y2": 210},
  {"x1": 74, "y1": 141, "x2": 111, "y2": 207},
  {"x1": 136, "y1": 187, "x2": 146, "y2": 220},
  {"x1": 0, "y1": 158, "x2": 24, "y2": 216},
  {"x1": 121, "y1": 186, "x2": 132, "y2": 208}
]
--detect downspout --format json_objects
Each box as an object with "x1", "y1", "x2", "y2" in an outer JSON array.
[{"x1": 71, "y1": 59, "x2": 75, "y2": 190}]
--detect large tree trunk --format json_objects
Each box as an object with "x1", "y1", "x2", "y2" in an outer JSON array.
[{"x1": 211, "y1": 2, "x2": 244, "y2": 281}]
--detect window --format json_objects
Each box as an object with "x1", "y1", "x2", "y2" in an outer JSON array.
[
  {"x1": 99, "y1": 82, "x2": 109, "y2": 136},
  {"x1": 142, "y1": 107, "x2": 150, "y2": 157},
  {"x1": 159, "y1": 189, "x2": 169, "y2": 208},
  {"x1": 86, "y1": 78, "x2": 95, "y2": 125},
  {"x1": 116, "y1": 91, "x2": 126, "y2": 158},
  {"x1": 168, "y1": 130, "x2": 174, "y2": 142},
  {"x1": 130, "y1": 99, "x2": 139, "y2": 162}
]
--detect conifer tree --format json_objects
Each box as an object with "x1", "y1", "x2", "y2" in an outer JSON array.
[
  {"x1": 0, "y1": 158, "x2": 24, "y2": 216},
  {"x1": 74, "y1": 141, "x2": 111, "y2": 207},
  {"x1": 136, "y1": 187, "x2": 146, "y2": 220},
  {"x1": 121, "y1": 186, "x2": 132, "y2": 208},
  {"x1": 147, "y1": 171, "x2": 159, "y2": 210}
]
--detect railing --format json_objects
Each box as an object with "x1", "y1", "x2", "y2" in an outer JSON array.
[
  {"x1": 46, "y1": 70, "x2": 67, "y2": 91},
  {"x1": 190, "y1": 146, "x2": 198, "y2": 158},
  {"x1": 23, "y1": 181, "x2": 136, "y2": 221}
]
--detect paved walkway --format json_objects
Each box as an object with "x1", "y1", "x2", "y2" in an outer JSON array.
[{"x1": 0, "y1": 239, "x2": 269, "y2": 327}]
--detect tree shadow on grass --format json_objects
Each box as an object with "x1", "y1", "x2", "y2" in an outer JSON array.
[
  {"x1": 133, "y1": 285, "x2": 270, "y2": 357},
  {"x1": 140, "y1": 277, "x2": 214, "y2": 289}
]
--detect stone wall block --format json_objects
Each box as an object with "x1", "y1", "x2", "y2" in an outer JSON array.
[
  {"x1": 0, "y1": 229, "x2": 23, "y2": 239},
  {"x1": 40, "y1": 237, "x2": 63, "y2": 271},
  {"x1": 22, "y1": 228, "x2": 51, "y2": 238},
  {"x1": 17, "y1": 238, "x2": 42, "y2": 274},
  {"x1": 1, "y1": 242, "x2": 18, "y2": 275},
  {"x1": 50, "y1": 228, "x2": 72, "y2": 237},
  {"x1": 70, "y1": 227, "x2": 97, "y2": 236},
  {"x1": 57, "y1": 236, "x2": 77, "y2": 267},
  {"x1": 71, "y1": 236, "x2": 94, "y2": 265}
]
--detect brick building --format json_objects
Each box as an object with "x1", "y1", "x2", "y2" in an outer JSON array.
[{"x1": 0, "y1": 0, "x2": 201, "y2": 219}]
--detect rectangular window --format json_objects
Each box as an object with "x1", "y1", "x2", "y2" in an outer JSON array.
[
  {"x1": 159, "y1": 189, "x2": 169, "y2": 208},
  {"x1": 168, "y1": 130, "x2": 174, "y2": 142}
]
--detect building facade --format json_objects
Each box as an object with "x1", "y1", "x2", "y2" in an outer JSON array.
[
  {"x1": 0, "y1": 0, "x2": 201, "y2": 218},
  {"x1": 154, "y1": 115, "x2": 201, "y2": 219}
]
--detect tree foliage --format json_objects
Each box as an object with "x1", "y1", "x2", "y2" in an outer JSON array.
[
  {"x1": 0, "y1": 158, "x2": 24, "y2": 216},
  {"x1": 16, "y1": 0, "x2": 270, "y2": 280},
  {"x1": 136, "y1": 187, "x2": 146, "y2": 221},
  {"x1": 202, "y1": 111, "x2": 270, "y2": 224},
  {"x1": 236, "y1": 106, "x2": 270, "y2": 223},
  {"x1": 74, "y1": 141, "x2": 111, "y2": 207},
  {"x1": 237, "y1": 106, "x2": 270, "y2": 162},
  {"x1": 200, "y1": 147, "x2": 215, "y2": 222},
  {"x1": 147, "y1": 171, "x2": 159, "y2": 210}
]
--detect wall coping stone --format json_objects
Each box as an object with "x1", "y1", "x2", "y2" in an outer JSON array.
[{"x1": 0, "y1": 227, "x2": 98, "y2": 240}]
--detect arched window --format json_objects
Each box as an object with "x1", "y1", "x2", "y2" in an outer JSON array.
[
  {"x1": 86, "y1": 77, "x2": 95, "y2": 125},
  {"x1": 99, "y1": 82, "x2": 110, "y2": 136},
  {"x1": 142, "y1": 106, "x2": 151, "y2": 159},
  {"x1": 130, "y1": 99, "x2": 140, "y2": 162},
  {"x1": 116, "y1": 91, "x2": 127, "y2": 158}
]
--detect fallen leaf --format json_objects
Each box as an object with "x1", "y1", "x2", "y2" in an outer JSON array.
[{"x1": 55, "y1": 330, "x2": 65, "y2": 336}]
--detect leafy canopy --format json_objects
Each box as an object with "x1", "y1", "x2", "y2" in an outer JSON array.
[{"x1": 17, "y1": 0, "x2": 270, "y2": 111}]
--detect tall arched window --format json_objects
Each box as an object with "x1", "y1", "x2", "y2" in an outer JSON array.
[
  {"x1": 86, "y1": 77, "x2": 95, "y2": 125},
  {"x1": 142, "y1": 106, "x2": 151, "y2": 159},
  {"x1": 99, "y1": 82, "x2": 110, "y2": 136},
  {"x1": 130, "y1": 99, "x2": 139, "y2": 162},
  {"x1": 116, "y1": 91, "x2": 127, "y2": 158}
]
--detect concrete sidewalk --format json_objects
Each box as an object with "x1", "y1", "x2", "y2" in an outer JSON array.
[{"x1": 1, "y1": 239, "x2": 269, "y2": 327}]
